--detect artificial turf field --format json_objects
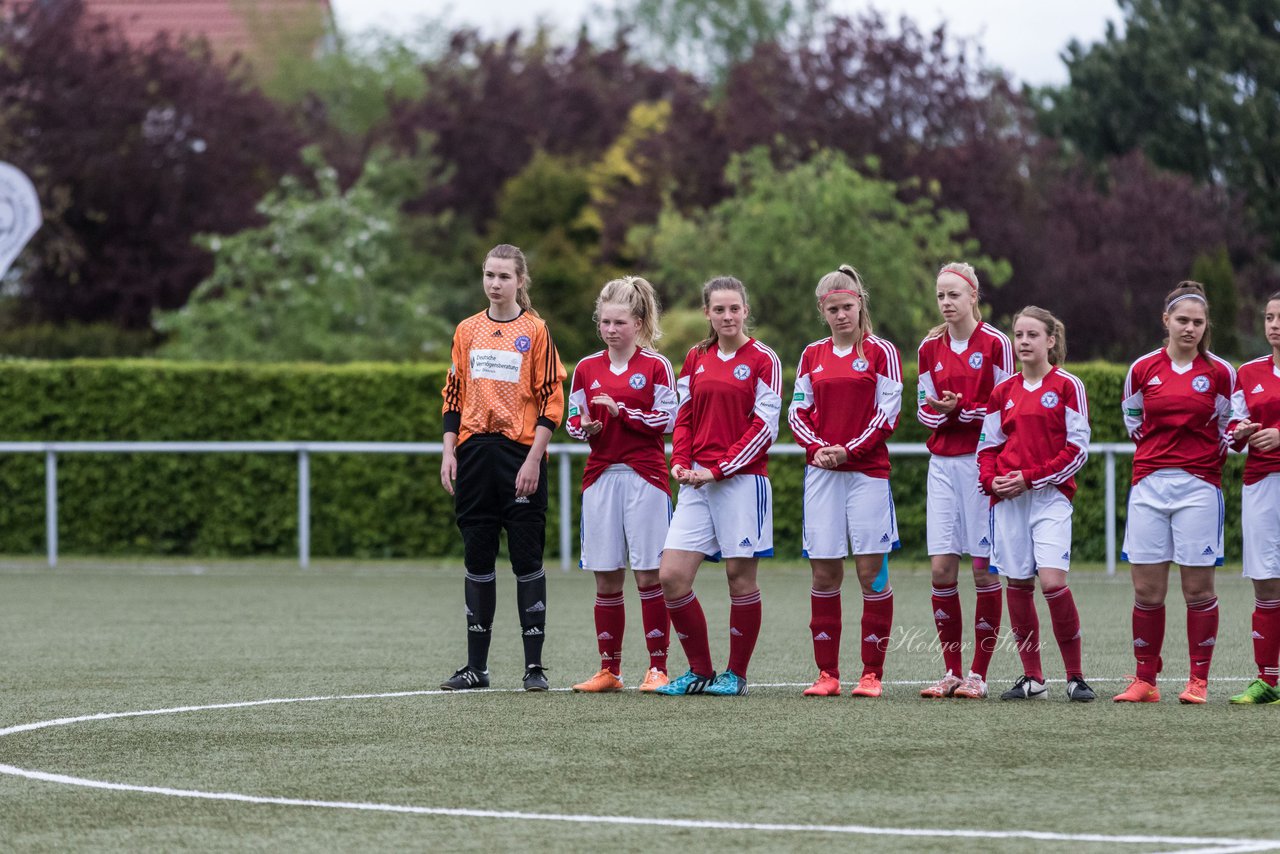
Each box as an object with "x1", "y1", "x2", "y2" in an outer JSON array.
[{"x1": 0, "y1": 558, "x2": 1277, "y2": 853}]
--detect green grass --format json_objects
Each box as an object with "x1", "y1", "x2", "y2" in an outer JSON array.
[{"x1": 0, "y1": 558, "x2": 1277, "y2": 852}]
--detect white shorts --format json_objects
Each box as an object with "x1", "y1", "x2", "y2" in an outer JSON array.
[
  {"x1": 801, "y1": 467, "x2": 898, "y2": 558},
  {"x1": 926, "y1": 453, "x2": 991, "y2": 558},
  {"x1": 989, "y1": 488, "x2": 1074, "y2": 580},
  {"x1": 664, "y1": 465, "x2": 773, "y2": 560},
  {"x1": 579, "y1": 465, "x2": 671, "y2": 572},
  {"x1": 1242, "y1": 473, "x2": 1280, "y2": 580},
  {"x1": 1122, "y1": 469, "x2": 1224, "y2": 567}
]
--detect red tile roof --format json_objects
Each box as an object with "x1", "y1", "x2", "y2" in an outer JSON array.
[{"x1": 83, "y1": 0, "x2": 334, "y2": 57}]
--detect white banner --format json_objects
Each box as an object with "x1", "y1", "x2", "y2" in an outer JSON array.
[{"x1": 0, "y1": 161, "x2": 41, "y2": 279}]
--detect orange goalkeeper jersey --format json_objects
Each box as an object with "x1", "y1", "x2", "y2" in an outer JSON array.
[{"x1": 442, "y1": 309, "x2": 567, "y2": 447}]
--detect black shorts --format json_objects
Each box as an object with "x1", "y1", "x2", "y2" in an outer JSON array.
[{"x1": 454, "y1": 434, "x2": 548, "y2": 532}]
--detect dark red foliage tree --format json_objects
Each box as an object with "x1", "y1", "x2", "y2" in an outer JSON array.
[
  {"x1": 0, "y1": 0, "x2": 304, "y2": 328},
  {"x1": 385, "y1": 29, "x2": 710, "y2": 232}
]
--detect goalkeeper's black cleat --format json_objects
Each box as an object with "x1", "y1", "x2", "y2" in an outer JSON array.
[
  {"x1": 440, "y1": 665, "x2": 489, "y2": 691},
  {"x1": 522, "y1": 664, "x2": 550, "y2": 692}
]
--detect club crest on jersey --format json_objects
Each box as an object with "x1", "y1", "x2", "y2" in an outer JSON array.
[
  {"x1": 629, "y1": 372, "x2": 647, "y2": 389},
  {"x1": 514, "y1": 335, "x2": 532, "y2": 353},
  {"x1": 1192, "y1": 374, "x2": 1210, "y2": 393},
  {"x1": 733, "y1": 364, "x2": 751, "y2": 381},
  {"x1": 851, "y1": 358, "x2": 869, "y2": 372},
  {"x1": 968, "y1": 352, "x2": 983, "y2": 369},
  {"x1": 1041, "y1": 391, "x2": 1060, "y2": 409}
]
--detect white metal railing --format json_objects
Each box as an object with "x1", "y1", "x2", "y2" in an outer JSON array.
[{"x1": 0, "y1": 441, "x2": 1136, "y2": 574}]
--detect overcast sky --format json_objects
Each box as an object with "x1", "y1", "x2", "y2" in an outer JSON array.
[{"x1": 327, "y1": 0, "x2": 1122, "y2": 85}]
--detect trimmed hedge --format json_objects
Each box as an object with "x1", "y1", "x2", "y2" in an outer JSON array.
[{"x1": 0, "y1": 358, "x2": 1245, "y2": 562}]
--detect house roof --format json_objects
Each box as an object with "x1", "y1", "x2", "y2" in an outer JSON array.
[{"x1": 82, "y1": 0, "x2": 335, "y2": 57}]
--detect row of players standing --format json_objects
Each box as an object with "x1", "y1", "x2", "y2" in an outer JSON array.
[{"x1": 439, "y1": 243, "x2": 1280, "y2": 704}]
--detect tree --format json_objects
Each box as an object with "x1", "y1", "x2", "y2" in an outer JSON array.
[
  {"x1": 633, "y1": 147, "x2": 1008, "y2": 359},
  {"x1": 611, "y1": 0, "x2": 824, "y2": 84},
  {"x1": 0, "y1": 0, "x2": 305, "y2": 329},
  {"x1": 155, "y1": 147, "x2": 452, "y2": 362},
  {"x1": 386, "y1": 29, "x2": 703, "y2": 227},
  {"x1": 1035, "y1": 0, "x2": 1280, "y2": 249}
]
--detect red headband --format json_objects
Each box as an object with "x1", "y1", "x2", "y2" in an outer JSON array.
[
  {"x1": 820, "y1": 288, "x2": 861, "y2": 303},
  {"x1": 938, "y1": 269, "x2": 977, "y2": 292}
]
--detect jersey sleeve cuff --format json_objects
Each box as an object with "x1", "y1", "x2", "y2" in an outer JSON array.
[
  {"x1": 535, "y1": 416, "x2": 558, "y2": 431},
  {"x1": 442, "y1": 412, "x2": 461, "y2": 434}
]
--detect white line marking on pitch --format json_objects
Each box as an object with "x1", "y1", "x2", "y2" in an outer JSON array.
[{"x1": 0, "y1": 689, "x2": 1276, "y2": 851}]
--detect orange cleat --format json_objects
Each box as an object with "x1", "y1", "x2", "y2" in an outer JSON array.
[
  {"x1": 1178, "y1": 676, "x2": 1208, "y2": 704},
  {"x1": 572, "y1": 668, "x2": 624, "y2": 693},
  {"x1": 920, "y1": 672, "x2": 962, "y2": 698},
  {"x1": 850, "y1": 672, "x2": 883, "y2": 698},
  {"x1": 802, "y1": 671, "x2": 842, "y2": 696},
  {"x1": 1113, "y1": 675, "x2": 1160, "y2": 703},
  {"x1": 637, "y1": 667, "x2": 669, "y2": 693},
  {"x1": 952, "y1": 673, "x2": 989, "y2": 699}
]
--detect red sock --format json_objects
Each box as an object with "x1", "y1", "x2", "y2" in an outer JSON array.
[
  {"x1": 727, "y1": 589, "x2": 762, "y2": 678},
  {"x1": 1006, "y1": 585, "x2": 1043, "y2": 682},
  {"x1": 1132, "y1": 602, "x2": 1166, "y2": 684},
  {"x1": 593, "y1": 592, "x2": 625, "y2": 675},
  {"x1": 861, "y1": 587, "x2": 894, "y2": 678},
  {"x1": 1187, "y1": 597, "x2": 1219, "y2": 681},
  {"x1": 665, "y1": 590, "x2": 713, "y2": 676},
  {"x1": 1043, "y1": 585, "x2": 1083, "y2": 680},
  {"x1": 809, "y1": 587, "x2": 842, "y2": 679},
  {"x1": 638, "y1": 583, "x2": 670, "y2": 673},
  {"x1": 930, "y1": 584, "x2": 963, "y2": 676},
  {"x1": 1254, "y1": 598, "x2": 1280, "y2": 687},
  {"x1": 970, "y1": 582, "x2": 1003, "y2": 679}
]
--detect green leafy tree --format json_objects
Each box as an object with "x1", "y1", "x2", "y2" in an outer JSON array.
[
  {"x1": 1035, "y1": 0, "x2": 1280, "y2": 249},
  {"x1": 156, "y1": 146, "x2": 453, "y2": 362},
  {"x1": 632, "y1": 147, "x2": 1008, "y2": 359},
  {"x1": 486, "y1": 151, "x2": 613, "y2": 361},
  {"x1": 1190, "y1": 245, "x2": 1240, "y2": 358}
]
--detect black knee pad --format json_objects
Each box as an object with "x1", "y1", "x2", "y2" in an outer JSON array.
[{"x1": 460, "y1": 525, "x2": 500, "y2": 576}]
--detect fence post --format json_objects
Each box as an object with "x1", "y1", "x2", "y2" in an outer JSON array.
[
  {"x1": 45, "y1": 450, "x2": 57, "y2": 568},
  {"x1": 298, "y1": 449, "x2": 310, "y2": 569},
  {"x1": 559, "y1": 450, "x2": 571, "y2": 571},
  {"x1": 1105, "y1": 448, "x2": 1116, "y2": 577}
]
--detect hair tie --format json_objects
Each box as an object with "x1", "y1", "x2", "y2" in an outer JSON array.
[{"x1": 1166, "y1": 293, "x2": 1207, "y2": 312}]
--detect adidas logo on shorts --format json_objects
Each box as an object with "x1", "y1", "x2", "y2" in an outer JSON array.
[
  {"x1": 979, "y1": 537, "x2": 990, "y2": 546},
  {"x1": 739, "y1": 538, "x2": 752, "y2": 548},
  {"x1": 646, "y1": 628, "x2": 665, "y2": 639},
  {"x1": 814, "y1": 631, "x2": 832, "y2": 641},
  {"x1": 1061, "y1": 551, "x2": 1070, "y2": 560},
  {"x1": 1202, "y1": 546, "x2": 1215, "y2": 556},
  {"x1": 880, "y1": 533, "x2": 891, "y2": 543}
]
